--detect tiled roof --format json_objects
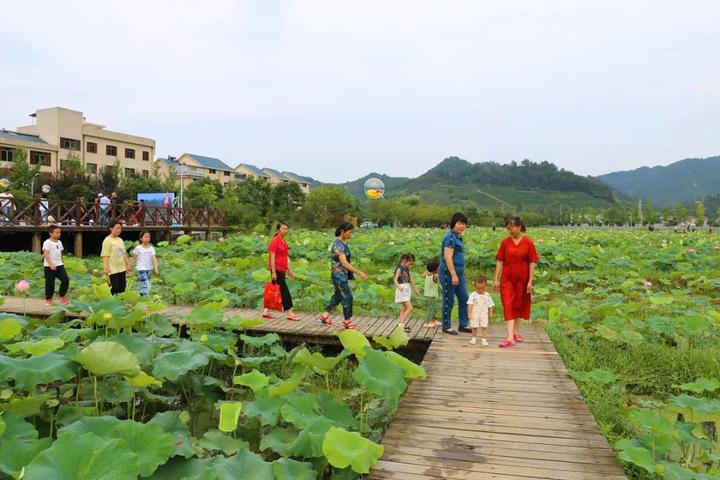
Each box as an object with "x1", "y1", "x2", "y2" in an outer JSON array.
[
  {"x1": 0, "y1": 129, "x2": 48, "y2": 145},
  {"x1": 156, "y1": 157, "x2": 177, "y2": 166},
  {"x1": 184, "y1": 153, "x2": 234, "y2": 171},
  {"x1": 283, "y1": 171, "x2": 315, "y2": 184},
  {"x1": 236, "y1": 163, "x2": 269, "y2": 177},
  {"x1": 262, "y1": 168, "x2": 291, "y2": 181}
]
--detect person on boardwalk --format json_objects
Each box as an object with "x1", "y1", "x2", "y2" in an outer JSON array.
[
  {"x1": 320, "y1": 222, "x2": 368, "y2": 329},
  {"x1": 130, "y1": 231, "x2": 159, "y2": 297},
  {"x1": 493, "y1": 216, "x2": 539, "y2": 348},
  {"x1": 263, "y1": 222, "x2": 300, "y2": 321},
  {"x1": 467, "y1": 275, "x2": 494, "y2": 345},
  {"x1": 101, "y1": 221, "x2": 132, "y2": 295},
  {"x1": 421, "y1": 258, "x2": 441, "y2": 328},
  {"x1": 439, "y1": 212, "x2": 472, "y2": 335},
  {"x1": 394, "y1": 253, "x2": 420, "y2": 332},
  {"x1": 43, "y1": 225, "x2": 70, "y2": 305},
  {"x1": 0, "y1": 188, "x2": 14, "y2": 224},
  {"x1": 98, "y1": 193, "x2": 110, "y2": 226}
]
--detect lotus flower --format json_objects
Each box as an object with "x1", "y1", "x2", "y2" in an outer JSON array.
[
  {"x1": 687, "y1": 248, "x2": 697, "y2": 254},
  {"x1": 15, "y1": 279, "x2": 30, "y2": 293},
  {"x1": 643, "y1": 280, "x2": 653, "y2": 288}
]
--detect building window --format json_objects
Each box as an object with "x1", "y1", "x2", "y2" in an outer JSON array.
[
  {"x1": 142, "y1": 170, "x2": 149, "y2": 178},
  {"x1": 209, "y1": 169, "x2": 216, "y2": 174},
  {"x1": 125, "y1": 148, "x2": 135, "y2": 159},
  {"x1": 0, "y1": 148, "x2": 13, "y2": 162},
  {"x1": 59, "y1": 137, "x2": 80, "y2": 150},
  {"x1": 106, "y1": 145, "x2": 117, "y2": 156},
  {"x1": 235, "y1": 173, "x2": 247, "y2": 180},
  {"x1": 224, "y1": 171, "x2": 230, "y2": 177},
  {"x1": 29, "y1": 151, "x2": 51, "y2": 166},
  {"x1": 125, "y1": 168, "x2": 135, "y2": 177},
  {"x1": 142, "y1": 151, "x2": 149, "y2": 161},
  {"x1": 86, "y1": 163, "x2": 98, "y2": 174},
  {"x1": 87, "y1": 142, "x2": 97, "y2": 153}
]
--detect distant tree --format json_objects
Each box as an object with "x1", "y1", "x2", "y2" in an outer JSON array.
[
  {"x1": 302, "y1": 185, "x2": 359, "y2": 227},
  {"x1": 227, "y1": 177, "x2": 272, "y2": 216},
  {"x1": 8, "y1": 148, "x2": 40, "y2": 202},
  {"x1": 660, "y1": 207, "x2": 673, "y2": 225},
  {"x1": 693, "y1": 201, "x2": 705, "y2": 225},
  {"x1": 674, "y1": 203, "x2": 689, "y2": 223},
  {"x1": 185, "y1": 178, "x2": 223, "y2": 208},
  {"x1": 644, "y1": 201, "x2": 657, "y2": 225},
  {"x1": 50, "y1": 152, "x2": 94, "y2": 202},
  {"x1": 271, "y1": 181, "x2": 305, "y2": 221},
  {"x1": 117, "y1": 175, "x2": 166, "y2": 201},
  {"x1": 96, "y1": 161, "x2": 120, "y2": 198}
]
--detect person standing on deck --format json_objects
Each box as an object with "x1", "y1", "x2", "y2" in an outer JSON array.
[
  {"x1": 493, "y1": 216, "x2": 539, "y2": 348},
  {"x1": 439, "y1": 212, "x2": 472, "y2": 335},
  {"x1": 262, "y1": 222, "x2": 300, "y2": 321}
]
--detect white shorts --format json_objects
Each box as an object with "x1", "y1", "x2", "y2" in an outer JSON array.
[
  {"x1": 469, "y1": 315, "x2": 488, "y2": 329},
  {"x1": 395, "y1": 285, "x2": 412, "y2": 303}
]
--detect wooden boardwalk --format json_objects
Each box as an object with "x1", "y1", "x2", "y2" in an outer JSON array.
[{"x1": 0, "y1": 297, "x2": 625, "y2": 479}]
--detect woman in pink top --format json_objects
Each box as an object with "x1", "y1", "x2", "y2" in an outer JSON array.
[{"x1": 262, "y1": 222, "x2": 300, "y2": 321}]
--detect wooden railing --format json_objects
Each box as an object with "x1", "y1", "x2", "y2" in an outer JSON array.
[{"x1": 0, "y1": 198, "x2": 228, "y2": 228}]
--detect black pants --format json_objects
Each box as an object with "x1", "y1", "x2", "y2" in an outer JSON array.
[
  {"x1": 276, "y1": 271, "x2": 293, "y2": 311},
  {"x1": 109, "y1": 272, "x2": 127, "y2": 295},
  {"x1": 44, "y1": 266, "x2": 69, "y2": 299}
]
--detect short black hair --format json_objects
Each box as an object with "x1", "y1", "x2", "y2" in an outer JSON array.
[
  {"x1": 108, "y1": 220, "x2": 122, "y2": 230},
  {"x1": 139, "y1": 230, "x2": 151, "y2": 240},
  {"x1": 426, "y1": 258, "x2": 440, "y2": 273},
  {"x1": 505, "y1": 216, "x2": 527, "y2": 232},
  {"x1": 48, "y1": 225, "x2": 61, "y2": 234},
  {"x1": 450, "y1": 212, "x2": 468, "y2": 229},
  {"x1": 335, "y1": 222, "x2": 355, "y2": 237},
  {"x1": 475, "y1": 275, "x2": 488, "y2": 284}
]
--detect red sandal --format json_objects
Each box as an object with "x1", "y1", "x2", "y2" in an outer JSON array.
[
  {"x1": 262, "y1": 313, "x2": 275, "y2": 319},
  {"x1": 513, "y1": 333, "x2": 525, "y2": 342},
  {"x1": 343, "y1": 320, "x2": 357, "y2": 329},
  {"x1": 499, "y1": 340, "x2": 515, "y2": 348},
  {"x1": 320, "y1": 313, "x2": 333, "y2": 326},
  {"x1": 287, "y1": 314, "x2": 300, "y2": 321}
]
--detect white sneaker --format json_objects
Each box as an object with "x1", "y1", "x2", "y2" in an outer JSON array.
[
  {"x1": 481, "y1": 338, "x2": 489, "y2": 346},
  {"x1": 469, "y1": 337, "x2": 477, "y2": 345}
]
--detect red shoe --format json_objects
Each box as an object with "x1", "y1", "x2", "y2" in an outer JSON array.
[
  {"x1": 57, "y1": 297, "x2": 70, "y2": 305},
  {"x1": 343, "y1": 320, "x2": 357, "y2": 329},
  {"x1": 513, "y1": 333, "x2": 524, "y2": 342},
  {"x1": 499, "y1": 340, "x2": 514, "y2": 348},
  {"x1": 45, "y1": 299, "x2": 53, "y2": 306},
  {"x1": 262, "y1": 313, "x2": 275, "y2": 319},
  {"x1": 287, "y1": 314, "x2": 300, "y2": 321},
  {"x1": 320, "y1": 313, "x2": 333, "y2": 326}
]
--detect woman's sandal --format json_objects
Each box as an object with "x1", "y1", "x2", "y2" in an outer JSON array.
[
  {"x1": 513, "y1": 333, "x2": 525, "y2": 342},
  {"x1": 320, "y1": 313, "x2": 333, "y2": 326},
  {"x1": 287, "y1": 314, "x2": 301, "y2": 321},
  {"x1": 262, "y1": 313, "x2": 275, "y2": 319},
  {"x1": 499, "y1": 340, "x2": 514, "y2": 348},
  {"x1": 343, "y1": 320, "x2": 357, "y2": 329}
]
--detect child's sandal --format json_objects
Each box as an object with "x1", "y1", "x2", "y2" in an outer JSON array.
[{"x1": 320, "y1": 313, "x2": 333, "y2": 326}]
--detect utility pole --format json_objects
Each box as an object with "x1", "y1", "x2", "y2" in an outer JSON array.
[{"x1": 638, "y1": 198, "x2": 643, "y2": 225}]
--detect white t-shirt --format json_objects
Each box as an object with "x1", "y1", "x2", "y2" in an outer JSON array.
[
  {"x1": 42, "y1": 239, "x2": 64, "y2": 267},
  {"x1": 133, "y1": 244, "x2": 156, "y2": 271},
  {"x1": 467, "y1": 291, "x2": 494, "y2": 322}
]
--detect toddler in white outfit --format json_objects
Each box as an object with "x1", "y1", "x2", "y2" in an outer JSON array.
[{"x1": 467, "y1": 275, "x2": 494, "y2": 345}]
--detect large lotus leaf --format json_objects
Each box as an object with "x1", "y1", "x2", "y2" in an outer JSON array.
[
  {"x1": 199, "y1": 429, "x2": 249, "y2": 456},
  {"x1": 107, "y1": 333, "x2": 160, "y2": 367},
  {"x1": 373, "y1": 327, "x2": 409, "y2": 351},
  {"x1": 353, "y1": 347, "x2": 406, "y2": 401},
  {"x1": 243, "y1": 391, "x2": 285, "y2": 426},
  {"x1": 218, "y1": 401, "x2": 242, "y2": 433},
  {"x1": 0, "y1": 318, "x2": 22, "y2": 339},
  {"x1": 178, "y1": 450, "x2": 273, "y2": 480},
  {"x1": 383, "y1": 351, "x2": 427, "y2": 379},
  {"x1": 0, "y1": 411, "x2": 52, "y2": 475},
  {"x1": 173, "y1": 281, "x2": 197, "y2": 297},
  {"x1": 97, "y1": 377, "x2": 135, "y2": 403},
  {"x1": 59, "y1": 415, "x2": 123, "y2": 436},
  {"x1": 615, "y1": 439, "x2": 655, "y2": 474},
  {"x1": 318, "y1": 392, "x2": 358, "y2": 429},
  {"x1": 2, "y1": 393, "x2": 51, "y2": 417},
  {"x1": 272, "y1": 457, "x2": 317, "y2": 480},
  {"x1": 239, "y1": 356, "x2": 277, "y2": 368},
  {"x1": 126, "y1": 371, "x2": 164, "y2": 388},
  {"x1": 337, "y1": 329, "x2": 371, "y2": 358},
  {"x1": 152, "y1": 350, "x2": 210, "y2": 381},
  {"x1": 259, "y1": 427, "x2": 298, "y2": 456},
  {"x1": 76, "y1": 341, "x2": 141, "y2": 377},
  {"x1": 677, "y1": 377, "x2": 720, "y2": 394},
  {"x1": 113, "y1": 421, "x2": 174, "y2": 477},
  {"x1": 292, "y1": 348, "x2": 341, "y2": 373},
  {"x1": 5, "y1": 337, "x2": 64, "y2": 356},
  {"x1": 233, "y1": 369, "x2": 269, "y2": 393},
  {"x1": 281, "y1": 393, "x2": 321, "y2": 428},
  {"x1": 269, "y1": 378, "x2": 301, "y2": 398},
  {"x1": 322, "y1": 426, "x2": 384, "y2": 474},
  {"x1": 669, "y1": 394, "x2": 720, "y2": 414},
  {"x1": 149, "y1": 411, "x2": 195, "y2": 458},
  {"x1": 0, "y1": 351, "x2": 76, "y2": 389},
  {"x1": 288, "y1": 417, "x2": 335, "y2": 458},
  {"x1": 225, "y1": 316, "x2": 265, "y2": 330},
  {"x1": 24, "y1": 431, "x2": 140, "y2": 480},
  {"x1": 145, "y1": 457, "x2": 213, "y2": 480},
  {"x1": 186, "y1": 306, "x2": 224, "y2": 328},
  {"x1": 55, "y1": 406, "x2": 97, "y2": 427}
]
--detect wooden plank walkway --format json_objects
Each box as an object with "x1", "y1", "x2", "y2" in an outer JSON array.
[
  {"x1": 0, "y1": 296, "x2": 439, "y2": 344},
  {"x1": 367, "y1": 322, "x2": 626, "y2": 480},
  {"x1": 0, "y1": 296, "x2": 626, "y2": 479}
]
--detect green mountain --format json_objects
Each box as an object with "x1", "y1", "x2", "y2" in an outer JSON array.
[
  {"x1": 597, "y1": 156, "x2": 720, "y2": 207},
  {"x1": 339, "y1": 157, "x2": 621, "y2": 211}
]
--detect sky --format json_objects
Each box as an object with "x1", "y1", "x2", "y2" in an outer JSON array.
[{"x1": 1, "y1": 0, "x2": 719, "y2": 183}]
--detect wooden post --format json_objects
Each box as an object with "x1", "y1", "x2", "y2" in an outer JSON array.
[
  {"x1": 74, "y1": 232, "x2": 83, "y2": 258},
  {"x1": 32, "y1": 232, "x2": 42, "y2": 253}
]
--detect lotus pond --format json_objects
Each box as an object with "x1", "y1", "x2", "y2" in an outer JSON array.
[{"x1": 1, "y1": 227, "x2": 719, "y2": 479}]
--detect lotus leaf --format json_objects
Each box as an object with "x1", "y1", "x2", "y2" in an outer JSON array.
[
  {"x1": 0, "y1": 351, "x2": 76, "y2": 389},
  {"x1": 321, "y1": 426, "x2": 384, "y2": 474},
  {"x1": 233, "y1": 369, "x2": 269, "y2": 392}
]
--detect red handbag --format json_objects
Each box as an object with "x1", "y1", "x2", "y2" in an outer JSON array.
[{"x1": 263, "y1": 282, "x2": 283, "y2": 311}]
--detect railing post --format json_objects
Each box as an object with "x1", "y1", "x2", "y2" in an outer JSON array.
[
  {"x1": 75, "y1": 197, "x2": 82, "y2": 226},
  {"x1": 33, "y1": 197, "x2": 40, "y2": 226}
]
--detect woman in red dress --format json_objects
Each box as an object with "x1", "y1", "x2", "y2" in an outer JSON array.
[
  {"x1": 493, "y1": 216, "x2": 539, "y2": 348},
  {"x1": 262, "y1": 222, "x2": 300, "y2": 321}
]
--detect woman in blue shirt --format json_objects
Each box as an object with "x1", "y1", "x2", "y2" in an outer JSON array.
[
  {"x1": 439, "y1": 212, "x2": 472, "y2": 335},
  {"x1": 320, "y1": 222, "x2": 368, "y2": 329}
]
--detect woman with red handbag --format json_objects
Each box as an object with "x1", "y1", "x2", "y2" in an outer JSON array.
[{"x1": 263, "y1": 222, "x2": 300, "y2": 321}]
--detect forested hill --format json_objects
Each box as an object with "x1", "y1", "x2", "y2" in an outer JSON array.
[
  {"x1": 399, "y1": 157, "x2": 616, "y2": 202},
  {"x1": 597, "y1": 156, "x2": 720, "y2": 206}
]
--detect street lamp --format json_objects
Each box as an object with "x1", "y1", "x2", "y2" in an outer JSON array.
[{"x1": 30, "y1": 173, "x2": 40, "y2": 197}]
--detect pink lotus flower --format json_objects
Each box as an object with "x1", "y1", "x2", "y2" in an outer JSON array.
[
  {"x1": 687, "y1": 248, "x2": 697, "y2": 254},
  {"x1": 643, "y1": 280, "x2": 653, "y2": 288},
  {"x1": 15, "y1": 279, "x2": 30, "y2": 293}
]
